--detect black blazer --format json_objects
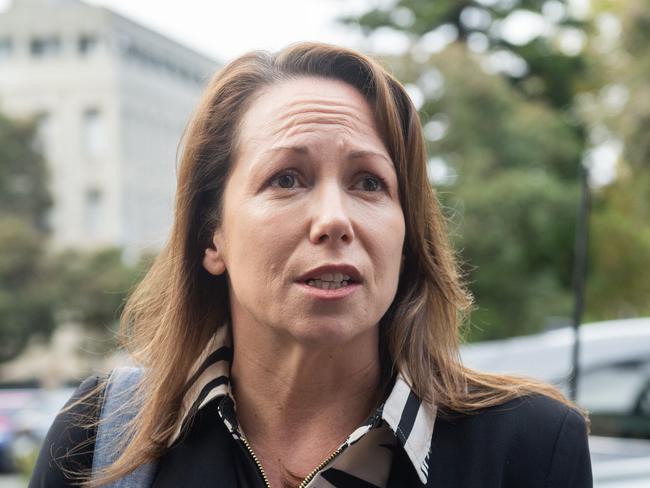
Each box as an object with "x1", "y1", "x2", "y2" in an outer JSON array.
[
  {"x1": 421, "y1": 394, "x2": 592, "y2": 487},
  {"x1": 30, "y1": 376, "x2": 592, "y2": 487}
]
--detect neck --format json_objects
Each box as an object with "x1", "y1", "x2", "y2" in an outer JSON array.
[{"x1": 230, "y1": 323, "x2": 383, "y2": 467}]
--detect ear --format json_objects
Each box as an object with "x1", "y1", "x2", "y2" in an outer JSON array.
[{"x1": 203, "y1": 234, "x2": 226, "y2": 276}]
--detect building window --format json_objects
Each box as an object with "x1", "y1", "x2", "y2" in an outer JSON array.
[
  {"x1": 30, "y1": 36, "x2": 61, "y2": 58},
  {"x1": 0, "y1": 38, "x2": 13, "y2": 61},
  {"x1": 84, "y1": 188, "x2": 102, "y2": 237},
  {"x1": 78, "y1": 35, "x2": 98, "y2": 56},
  {"x1": 82, "y1": 108, "x2": 105, "y2": 157}
]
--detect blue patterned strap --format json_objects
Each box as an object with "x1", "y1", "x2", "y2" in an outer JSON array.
[{"x1": 92, "y1": 366, "x2": 157, "y2": 487}]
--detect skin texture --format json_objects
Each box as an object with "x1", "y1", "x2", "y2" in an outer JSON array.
[{"x1": 202, "y1": 76, "x2": 405, "y2": 485}]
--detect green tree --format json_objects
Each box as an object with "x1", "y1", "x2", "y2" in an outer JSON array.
[
  {"x1": 343, "y1": 0, "x2": 590, "y2": 109},
  {"x1": 0, "y1": 111, "x2": 152, "y2": 362},
  {"x1": 49, "y1": 247, "x2": 148, "y2": 334},
  {"x1": 616, "y1": 0, "x2": 650, "y2": 172},
  {"x1": 0, "y1": 220, "x2": 56, "y2": 362},
  {"x1": 0, "y1": 113, "x2": 55, "y2": 362},
  {"x1": 453, "y1": 170, "x2": 579, "y2": 339},
  {"x1": 416, "y1": 45, "x2": 584, "y2": 182},
  {"x1": 588, "y1": 174, "x2": 650, "y2": 319},
  {"x1": 0, "y1": 113, "x2": 51, "y2": 228},
  {"x1": 424, "y1": 48, "x2": 581, "y2": 339},
  {"x1": 584, "y1": 0, "x2": 650, "y2": 320},
  {"x1": 343, "y1": 3, "x2": 592, "y2": 339}
]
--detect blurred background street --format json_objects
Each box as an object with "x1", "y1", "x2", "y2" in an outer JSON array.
[{"x1": 0, "y1": 0, "x2": 649, "y2": 486}]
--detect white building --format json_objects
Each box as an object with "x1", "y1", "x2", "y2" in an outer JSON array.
[{"x1": 0, "y1": 0, "x2": 218, "y2": 254}]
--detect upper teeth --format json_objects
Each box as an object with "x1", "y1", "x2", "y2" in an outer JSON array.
[
  {"x1": 305, "y1": 273, "x2": 354, "y2": 290},
  {"x1": 310, "y1": 273, "x2": 351, "y2": 282}
]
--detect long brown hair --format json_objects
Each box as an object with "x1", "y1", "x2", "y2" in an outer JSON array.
[{"x1": 79, "y1": 42, "x2": 587, "y2": 486}]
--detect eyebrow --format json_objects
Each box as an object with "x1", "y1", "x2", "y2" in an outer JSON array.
[{"x1": 264, "y1": 145, "x2": 393, "y2": 165}]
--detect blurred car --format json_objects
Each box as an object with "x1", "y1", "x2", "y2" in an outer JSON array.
[
  {"x1": 589, "y1": 435, "x2": 650, "y2": 488},
  {"x1": 460, "y1": 317, "x2": 650, "y2": 487},
  {"x1": 0, "y1": 387, "x2": 75, "y2": 473},
  {"x1": 0, "y1": 389, "x2": 40, "y2": 472}
]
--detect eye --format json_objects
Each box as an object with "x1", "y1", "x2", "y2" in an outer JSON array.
[
  {"x1": 354, "y1": 174, "x2": 386, "y2": 192},
  {"x1": 269, "y1": 170, "x2": 300, "y2": 189}
]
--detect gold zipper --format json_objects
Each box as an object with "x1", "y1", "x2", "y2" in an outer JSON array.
[
  {"x1": 240, "y1": 434, "x2": 347, "y2": 488},
  {"x1": 240, "y1": 434, "x2": 271, "y2": 488},
  {"x1": 297, "y1": 444, "x2": 346, "y2": 488}
]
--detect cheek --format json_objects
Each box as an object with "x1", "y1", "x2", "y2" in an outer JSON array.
[
  {"x1": 386, "y1": 213, "x2": 406, "y2": 279},
  {"x1": 362, "y1": 205, "x2": 405, "y2": 282},
  {"x1": 225, "y1": 202, "x2": 302, "y2": 283}
]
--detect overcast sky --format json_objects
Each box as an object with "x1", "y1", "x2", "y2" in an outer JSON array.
[{"x1": 1, "y1": 0, "x2": 380, "y2": 62}]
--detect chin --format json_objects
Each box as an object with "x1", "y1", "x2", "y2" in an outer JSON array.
[{"x1": 283, "y1": 318, "x2": 377, "y2": 348}]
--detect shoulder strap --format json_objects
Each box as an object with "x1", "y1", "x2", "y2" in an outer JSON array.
[{"x1": 92, "y1": 366, "x2": 157, "y2": 487}]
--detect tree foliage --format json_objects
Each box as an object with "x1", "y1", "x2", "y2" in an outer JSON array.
[
  {"x1": 0, "y1": 112, "x2": 148, "y2": 362},
  {"x1": 369, "y1": 42, "x2": 584, "y2": 339},
  {"x1": 342, "y1": 0, "x2": 590, "y2": 108},
  {"x1": 416, "y1": 45, "x2": 584, "y2": 182},
  {"x1": 584, "y1": 0, "x2": 650, "y2": 320},
  {"x1": 453, "y1": 170, "x2": 579, "y2": 339},
  {"x1": 345, "y1": 0, "x2": 650, "y2": 339},
  {"x1": 588, "y1": 174, "x2": 650, "y2": 319},
  {"x1": 0, "y1": 114, "x2": 51, "y2": 228},
  {"x1": 616, "y1": 0, "x2": 650, "y2": 172},
  {"x1": 0, "y1": 114, "x2": 54, "y2": 362},
  {"x1": 49, "y1": 248, "x2": 148, "y2": 332},
  {"x1": 408, "y1": 46, "x2": 583, "y2": 338},
  {"x1": 0, "y1": 218, "x2": 55, "y2": 362}
]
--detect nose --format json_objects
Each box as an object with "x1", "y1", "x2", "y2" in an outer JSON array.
[{"x1": 308, "y1": 181, "x2": 354, "y2": 245}]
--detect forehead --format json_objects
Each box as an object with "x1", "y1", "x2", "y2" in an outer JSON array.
[{"x1": 236, "y1": 76, "x2": 385, "y2": 153}]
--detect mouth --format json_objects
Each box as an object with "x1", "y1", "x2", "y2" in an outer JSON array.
[
  {"x1": 297, "y1": 264, "x2": 362, "y2": 293},
  {"x1": 304, "y1": 274, "x2": 356, "y2": 290}
]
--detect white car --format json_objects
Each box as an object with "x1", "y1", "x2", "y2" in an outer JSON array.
[{"x1": 460, "y1": 318, "x2": 650, "y2": 487}]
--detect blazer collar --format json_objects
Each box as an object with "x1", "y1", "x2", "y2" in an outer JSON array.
[{"x1": 169, "y1": 325, "x2": 436, "y2": 484}]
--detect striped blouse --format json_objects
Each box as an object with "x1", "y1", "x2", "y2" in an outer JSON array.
[{"x1": 167, "y1": 325, "x2": 436, "y2": 487}]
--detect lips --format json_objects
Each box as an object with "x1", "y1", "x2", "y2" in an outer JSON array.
[{"x1": 297, "y1": 264, "x2": 362, "y2": 284}]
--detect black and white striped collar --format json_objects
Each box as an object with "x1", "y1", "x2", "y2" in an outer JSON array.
[{"x1": 169, "y1": 326, "x2": 437, "y2": 484}]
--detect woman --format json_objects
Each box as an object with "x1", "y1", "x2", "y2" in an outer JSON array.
[{"x1": 30, "y1": 42, "x2": 592, "y2": 488}]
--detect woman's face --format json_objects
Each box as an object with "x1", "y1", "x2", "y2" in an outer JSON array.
[{"x1": 204, "y1": 76, "x2": 405, "y2": 347}]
